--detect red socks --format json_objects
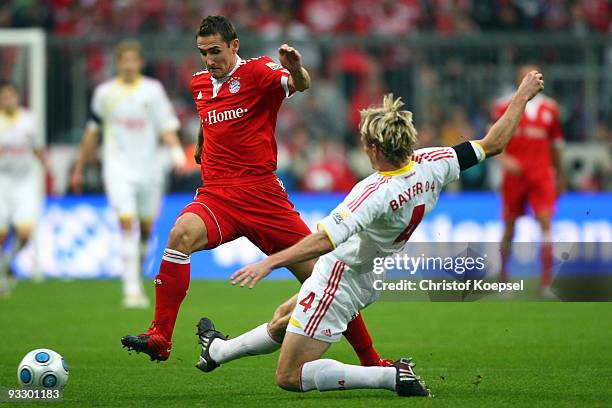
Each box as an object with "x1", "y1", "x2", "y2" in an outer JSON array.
[
  {"x1": 153, "y1": 249, "x2": 191, "y2": 341},
  {"x1": 343, "y1": 313, "x2": 381, "y2": 366},
  {"x1": 541, "y1": 241, "x2": 552, "y2": 287}
]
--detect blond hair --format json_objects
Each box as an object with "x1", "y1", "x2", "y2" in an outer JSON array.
[
  {"x1": 359, "y1": 93, "x2": 418, "y2": 166},
  {"x1": 115, "y1": 40, "x2": 143, "y2": 60}
]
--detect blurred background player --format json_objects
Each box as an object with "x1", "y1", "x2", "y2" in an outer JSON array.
[
  {"x1": 0, "y1": 81, "x2": 46, "y2": 297},
  {"x1": 225, "y1": 71, "x2": 545, "y2": 396},
  {"x1": 70, "y1": 40, "x2": 184, "y2": 308},
  {"x1": 492, "y1": 64, "x2": 566, "y2": 296},
  {"x1": 122, "y1": 16, "x2": 386, "y2": 368}
]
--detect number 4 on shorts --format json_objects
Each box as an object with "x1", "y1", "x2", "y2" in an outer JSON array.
[{"x1": 299, "y1": 292, "x2": 315, "y2": 312}]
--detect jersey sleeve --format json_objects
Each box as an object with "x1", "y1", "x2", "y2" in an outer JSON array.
[
  {"x1": 253, "y1": 56, "x2": 292, "y2": 98},
  {"x1": 414, "y1": 147, "x2": 461, "y2": 186},
  {"x1": 317, "y1": 177, "x2": 387, "y2": 248},
  {"x1": 151, "y1": 81, "x2": 180, "y2": 133}
]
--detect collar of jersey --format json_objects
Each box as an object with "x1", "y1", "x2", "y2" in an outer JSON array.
[
  {"x1": 211, "y1": 55, "x2": 243, "y2": 85},
  {"x1": 116, "y1": 75, "x2": 142, "y2": 90},
  {"x1": 378, "y1": 161, "x2": 414, "y2": 177},
  {"x1": 0, "y1": 108, "x2": 20, "y2": 123}
]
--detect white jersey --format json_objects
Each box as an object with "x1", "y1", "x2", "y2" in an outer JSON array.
[
  {"x1": 0, "y1": 108, "x2": 41, "y2": 176},
  {"x1": 317, "y1": 147, "x2": 462, "y2": 307},
  {"x1": 88, "y1": 76, "x2": 179, "y2": 183}
]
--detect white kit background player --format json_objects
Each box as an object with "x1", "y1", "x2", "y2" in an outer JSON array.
[
  {"x1": 71, "y1": 41, "x2": 184, "y2": 308},
  {"x1": 0, "y1": 81, "x2": 46, "y2": 296},
  {"x1": 200, "y1": 71, "x2": 545, "y2": 397}
]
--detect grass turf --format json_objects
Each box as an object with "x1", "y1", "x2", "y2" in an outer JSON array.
[{"x1": 1, "y1": 280, "x2": 611, "y2": 407}]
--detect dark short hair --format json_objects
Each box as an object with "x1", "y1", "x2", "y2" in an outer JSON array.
[{"x1": 196, "y1": 16, "x2": 238, "y2": 44}]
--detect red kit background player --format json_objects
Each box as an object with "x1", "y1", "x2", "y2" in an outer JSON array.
[
  {"x1": 122, "y1": 15, "x2": 386, "y2": 367},
  {"x1": 492, "y1": 64, "x2": 566, "y2": 293}
]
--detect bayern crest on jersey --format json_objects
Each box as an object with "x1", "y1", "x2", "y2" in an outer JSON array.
[{"x1": 229, "y1": 78, "x2": 241, "y2": 94}]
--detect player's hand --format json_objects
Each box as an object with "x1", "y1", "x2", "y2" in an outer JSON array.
[
  {"x1": 70, "y1": 167, "x2": 83, "y2": 194},
  {"x1": 517, "y1": 70, "x2": 544, "y2": 101},
  {"x1": 278, "y1": 44, "x2": 303, "y2": 73},
  {"x1": 500, "y1": 154, "x2": 522, "y2": 175},
  {"x1": 172, "y1": 164, "x2": 190, "y2": 176},
  {"x1": 231, "y1": 261, "x2": 273, "y2": 289}
]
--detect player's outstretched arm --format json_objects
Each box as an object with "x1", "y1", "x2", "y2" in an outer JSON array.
[
  {"x1": 477, "y1": 71, "x2": 544, "y2": 157},
  {"x1": 160, "y1": 130, "x2": 186, "y2": 170},
  {"x1": 70, "y1": 127, "x2": 100, "y2": 193},
  {"x1": 231, "y1": 229, "x2": 333, "y2": 288},
  {"x1": 278, "y1": 44, "x2": 311, "y2": 92}
]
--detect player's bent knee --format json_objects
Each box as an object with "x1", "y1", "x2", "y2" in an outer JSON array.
[
  {"x1": 275, "y1": 369, "x2": 301, "y2": 391},
  {"x1": 268, "y1": 295, "x2": 296, "y2": 341},
  {"x1": 268, "y1": 313, "x2": 290, "y2": 342},
  {"x1": 168, "y1": 223, "x2": 201, "y2": 254}
]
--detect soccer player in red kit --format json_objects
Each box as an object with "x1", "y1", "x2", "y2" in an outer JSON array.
[
  {"x1": 492, "y1": 65, "x2": 566, "y2": 295},
  {"x1": 121, "y1": 15, "x2": 386, "y2": 367}
]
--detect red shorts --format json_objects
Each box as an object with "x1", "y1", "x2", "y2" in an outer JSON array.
[
  {"x1": 179, "y1": 174, "x2": 311, "y2": 254},
  {"x1": 501, "y1": 170, "x2": 556, "y2": 221}
]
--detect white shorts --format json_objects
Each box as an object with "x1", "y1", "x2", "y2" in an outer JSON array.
[
  {"x1": 103, "y1": 175, "x2": 163, "y2": 221},
  {"x1": 0, "y1": 171, "x2": 43, "y2": 231},
  {"x1": 287, "y1": 257, "x2": 364, "y2": 343}
]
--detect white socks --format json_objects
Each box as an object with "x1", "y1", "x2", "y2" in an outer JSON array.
[
  {"x1": 209, "y1": 323, "x2": 280, "y2": 364},
  {"x1": 301, "y1": 359, "x2": 396, "y2": 392},
  {"x1": 121, "y1": 229, "x2": 142, "y2": 297}
]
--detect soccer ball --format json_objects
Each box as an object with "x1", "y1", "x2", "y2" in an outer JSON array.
[{"x1": 17, "y1": 349, "x2": 69, "y2": 389}]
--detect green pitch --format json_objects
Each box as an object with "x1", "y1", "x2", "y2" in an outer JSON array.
[{"x1": 1, "y1": 280, "x2": 611, "y2": 407}]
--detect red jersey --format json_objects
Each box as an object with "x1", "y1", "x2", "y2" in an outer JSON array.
[
  {"x1": 190, "y1": 56, "x2": 291, "y2": 184},
  {"x1": 492, "y1": 94, "x2": 563, "y2": 175}
]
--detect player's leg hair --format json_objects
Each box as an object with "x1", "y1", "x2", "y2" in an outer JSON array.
[
  {"x1": 118, "y1": 216, "x2": 134, "y2": 233},
  {"x1": 266, "y1": 257, "x2": 316, "y2": 342},
  {"x1": 277, "y1": 332, "x2": 397, "y2": 392},
  {"x1": 535, "y1": 212, "x2": 553, "y2": 288},
  {"x1": 275, "y1": 332, "x2": 330, "y2": 391},
  {"x1": 500, "y1": 218, "x2": 516, "y2": 282},
  {"x1": 149, "y1": 212, "x2": 208, "y2": 339},
  {"x1": 166, "y1": 212, "x2": 208, "y2": 255},
  {"x1": 535, "y1": 212, "x2": 552, "y2": 234},
  {"x1": 139, "y1": 218, "x2": 154, "y2": 240},
  {"x1": 290, "y1": 259, "x2": 384, "y2": 366},
  {"x1": 267, "y1": 293, "x2": 298, "y2": 343}
]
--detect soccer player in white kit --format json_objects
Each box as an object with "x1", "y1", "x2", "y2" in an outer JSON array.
[
  {"x1": 222, "y1": 71, "x2": 545, "y2": 397},
  {"x1": 0, "y1": 81, "x2": 45, "y2": 296},
  {"x1": 71, "y1": 41, "x2": 184, "y2": 308}
]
